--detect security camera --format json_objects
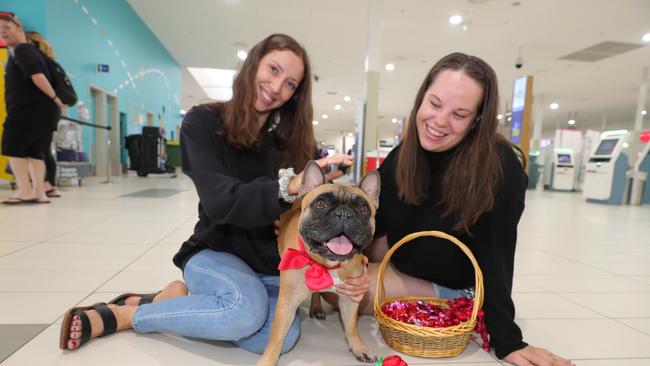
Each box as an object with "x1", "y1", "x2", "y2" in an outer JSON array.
[{"x1": 515, "y1": 57, "x2": 524, "y2": 69}]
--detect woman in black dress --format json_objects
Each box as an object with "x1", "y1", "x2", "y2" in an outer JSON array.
[{"x1": 0, "y1": 13, "x2": 64, "y2": 204}]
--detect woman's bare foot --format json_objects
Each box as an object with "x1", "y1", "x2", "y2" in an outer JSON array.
[
  {"x1": 67, "y1": 304, "x2": 136, "y2": 350},
  {"x1": 122, "y1": 280, "x2": 188, "y2": 306}
]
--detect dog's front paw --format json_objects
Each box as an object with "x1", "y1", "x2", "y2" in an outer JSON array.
[
  {"x1": 309, "y1": 307, "x2": 327, "y2": 320},
  {"x1": 351, "y1": 348, "x2": 377, "y2": 363},
  {"x1": 309, "y1": 293, "x2": 327, "y2": 320},
  {"x1": 255, "y1": 355, "x2": 277, "y2": 366}
]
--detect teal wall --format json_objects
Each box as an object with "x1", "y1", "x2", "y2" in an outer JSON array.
[
  {"x1": 2, "y1": 0, "x2": 181, "y2": 163},
  {"x1": 1, "y1": 0, "x2": 47, "y2": 33}
]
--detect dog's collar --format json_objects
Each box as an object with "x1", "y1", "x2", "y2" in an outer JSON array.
[{"x1": 278, "y1": 236, "x2": 341, "y2": 292}]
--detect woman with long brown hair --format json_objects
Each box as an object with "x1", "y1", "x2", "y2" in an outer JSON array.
[
  {"x1": 59, "y1": 34, "x2": 352, "y2": 354},
  {"x1": 342, "y1": 52, "x2": 572, "y2": 365}
]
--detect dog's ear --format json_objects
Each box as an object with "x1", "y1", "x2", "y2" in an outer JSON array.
[
  {"x1": 299, "y1": 160, "x2": 325, "y2": 196},
  {"x1": 359, "y1": 170, "x2": 380, "y2": 207}
]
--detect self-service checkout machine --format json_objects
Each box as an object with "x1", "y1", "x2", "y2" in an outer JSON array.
[
  {"x1": 583, "y1": 130, "x2": 630, "y2": 204},
  {"x1": 549, "y1": 148, "x2": 576, "y2": 191}
]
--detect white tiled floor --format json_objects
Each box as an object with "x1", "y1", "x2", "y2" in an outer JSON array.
[{"x1": 1, "y1": 174, "x2": 649, "y2": 365}]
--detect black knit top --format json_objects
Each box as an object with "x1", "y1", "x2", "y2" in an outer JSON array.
[
  {"x1": 173, "y1": 106, "x2": 290, "y2": 274},
  {"x1": 374, "y1": 142, "x2": 528, "y2": 359}
]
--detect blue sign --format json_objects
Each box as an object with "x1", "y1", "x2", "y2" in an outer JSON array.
[
  {"x1": 96, "y1": 64, "x2": 110, "y2": 73},
  {"x1": 511, "y1": 110, "x2": 523, "y2": 144},
  {"x1": 510, "y1": 76, "x2": 527, "y2": 144}
]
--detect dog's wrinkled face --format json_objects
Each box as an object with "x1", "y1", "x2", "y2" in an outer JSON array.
[{"x1": 297, "y1": 162, "x2": 380, "y2": 262}]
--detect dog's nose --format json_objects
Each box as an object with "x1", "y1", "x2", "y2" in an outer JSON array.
[{"x1": 334, "y1": 207, "x2": 353, "y2": 220}]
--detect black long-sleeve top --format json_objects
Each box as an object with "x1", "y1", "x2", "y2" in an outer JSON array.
[
  {"x1": 173, "y1": 106, "x2": 290, "y2": 274},
  {"x1": 374, "y1": 143, "x2": 528, "y2": 359}
]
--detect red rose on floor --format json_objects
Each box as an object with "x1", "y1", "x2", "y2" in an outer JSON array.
[{"x1": 380, "y1": 355, "x2": 408, "y2": 366}]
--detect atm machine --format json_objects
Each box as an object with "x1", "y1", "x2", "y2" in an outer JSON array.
[
  {"x1": 549, "y1": 148, "x2": 576, "y2": 191},
  {"x1": 583, "y1": 130, "x2": 630, "y2": 204}
]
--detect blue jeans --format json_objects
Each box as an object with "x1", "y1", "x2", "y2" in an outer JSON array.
[
  {"x1": 131, "y1": 249, "x2": 301, "y2": 354},
  {"x1": 433, "y1": 283, "x2": 475, "y2": 300}
]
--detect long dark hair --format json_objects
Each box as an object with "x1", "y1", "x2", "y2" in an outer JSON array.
[
  {"x1": 395, "y1": 52, "x2": 524, "y2": 234},
  {"x1": 207, "y1": 34, "x2": 315, "y2": 172}
]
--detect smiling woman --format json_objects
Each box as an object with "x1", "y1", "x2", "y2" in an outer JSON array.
[
  {"x1": 215, "y1": 33, "x2": 315, "y2": 172},
  {"x1": 58, "y1": 33, "x2": 354, "y2": 355},
  {"x1": 352, "y1": 52, "x2": 574, "y2": 366}
]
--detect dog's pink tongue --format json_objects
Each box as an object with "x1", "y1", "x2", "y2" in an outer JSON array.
[{"x1": 325, "y1": 235, "x2": 354, "y2": 255}]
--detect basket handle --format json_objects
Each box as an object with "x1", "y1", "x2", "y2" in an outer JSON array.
[{"x1": 373, "y1": 231, "x2": 484, "y2": 323}]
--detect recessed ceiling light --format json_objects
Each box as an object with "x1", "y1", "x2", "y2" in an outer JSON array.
[
  {"x1": 343, "y1": 96, "x2": 351, "y2": 102},
  {"x1": 385, "y1": 63, "x2": 395, "y2": 71},
  {"x1": 568, "y1": 119, "x2": 575, "y2": 125},
  {"x1": 623, "y1": 142, "x2": 630, "y2": 148},
  {"x1": 187, "y1": 67, "x2": 236, "y2": 101},
  {"x1": 322, "y1": 114, "x2": 328, "y2": 119},
  {"x1": 236, "y1": 50, "x2": 247, "y2": 61},
  {"x1": 347, "y1": 133, "x2": 353, "y2": 137},
  {"x1": 449, "y1": 15, "x2": 463, "y2": 25},
  {"x1": 312, "y1": 120, "x2": 319, "y2": 125},
  {"x1": 643, "y1": 33, "x2": 650, "y2": 43},
  {"x1": 391, "y1": 118, "x2": 398, "y2": 123},
  {"x1": 549, "y1": 102, "x2": 559, "y2": 110},
  {"x1": 642, "y1": 110, "x2": 647, "y2": 115},
  {"x1": 497, "y1": 114, "x2": 503, "y2": 120},
  {"x1": 334, "y1": 104, "x2": 342, "y2": 110}
]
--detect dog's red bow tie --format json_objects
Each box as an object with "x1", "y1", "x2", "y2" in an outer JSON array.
[{"x1": 278, "y1": 236, "x2": 341, "y2": 291}]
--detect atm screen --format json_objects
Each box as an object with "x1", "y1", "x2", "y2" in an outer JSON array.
[
  {"x1": 594, "y1": 138, "x2": 618, "y2": 155},
  {"x1": 557, "y1": 154, "x2": 571, "y2": 164}
]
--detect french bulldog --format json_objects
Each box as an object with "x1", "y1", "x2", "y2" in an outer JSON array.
[{"x1": 256, "y1": 161, "x2": 380, "y2": 366}]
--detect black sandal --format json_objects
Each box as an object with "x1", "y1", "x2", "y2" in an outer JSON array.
[
  {"x1": 59, "y1": 303, "x2": 117, "y2": 350},
  {"x1": 108, "y1": 291, "x2": 160, "y2": 306}
]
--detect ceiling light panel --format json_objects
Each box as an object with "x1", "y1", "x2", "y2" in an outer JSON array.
[{"x1": 188, "y1": 67, "x2": 236, "y2": 101}]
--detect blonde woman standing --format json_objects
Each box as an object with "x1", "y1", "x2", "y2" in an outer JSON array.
[{"x1": 0, "y1": 14, "x2": 64, "y2": 204}]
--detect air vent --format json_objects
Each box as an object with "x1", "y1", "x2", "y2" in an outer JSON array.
[{"x1": 558, "y1": 41, "x2": 643, "y2": 62}]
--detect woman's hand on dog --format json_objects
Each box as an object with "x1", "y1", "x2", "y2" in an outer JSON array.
[
  {"x1": 336, "y1": 256, "x2": 370, "y2": 303},
  {"x1": 288, "y1": 154, "x2": 354, "y2": 195}
]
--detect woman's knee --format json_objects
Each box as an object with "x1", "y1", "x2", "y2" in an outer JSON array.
[
  {"x1": 236, "y1": 295, "x2": 269, "y2": 336},
  {"x1": 183, "y1": 251, "x2": 270, "y2": 337}
]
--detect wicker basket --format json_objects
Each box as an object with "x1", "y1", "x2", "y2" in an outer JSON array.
[{"x1": 373, "y1": 230, "x2": 484, "y2": 358}]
